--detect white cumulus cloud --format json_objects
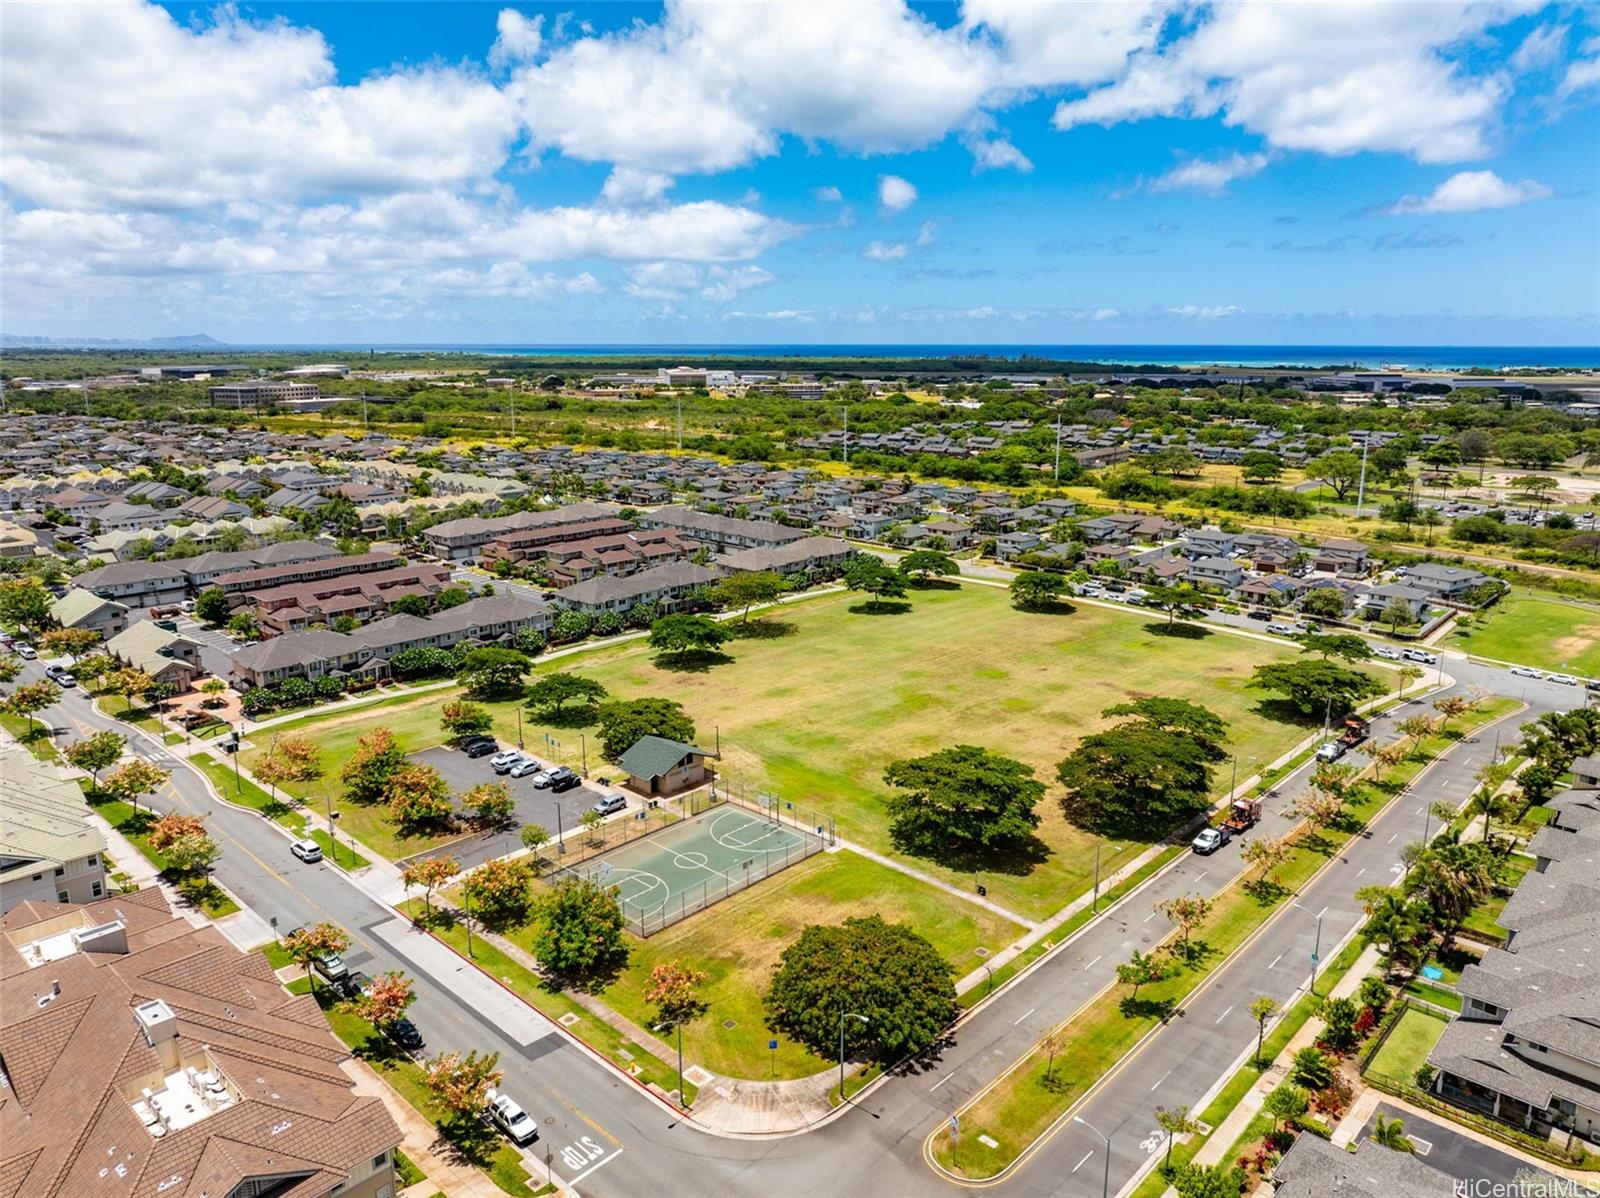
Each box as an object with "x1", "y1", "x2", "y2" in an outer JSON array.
[
  {"x1": 1385, "y1": 170, "x2": 1552, "y2": 215},
  {"x1": 864, "y1": 240, "x2": 910, "y2": 260},
  {"x1": 878, "y1": 175, "x2": 918, "y2": 212},
  {"x1": 1148, "y1": 152, "x2": 1271, "y2": 196}
]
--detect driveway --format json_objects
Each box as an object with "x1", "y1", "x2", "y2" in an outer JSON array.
[
  {"x1": 172, "y1": 614, "x2": 240, "y2": 680},
  {"x1": 410, "y1": 744, "x2": 619, "y2": 871},
  {"x1": 1359, "y1": 1102, "x2": 1587, "y2": 1192}
]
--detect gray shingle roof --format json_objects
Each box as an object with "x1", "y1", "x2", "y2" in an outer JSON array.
[{"x1": 617, "y1": 735, "x2": 712, "y2": 780}]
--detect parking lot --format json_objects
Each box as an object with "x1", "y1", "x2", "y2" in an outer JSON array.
[
  {"x1": 172, "y1": 615, "x2": 240, "y2": 679},
  {"x1": 410, "y1": 744, "x2": 626, "y2": 872}
]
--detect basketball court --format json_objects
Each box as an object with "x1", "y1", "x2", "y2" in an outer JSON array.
[{"x1": 560, "y1": 802, "x2": 827, "y2": 935}]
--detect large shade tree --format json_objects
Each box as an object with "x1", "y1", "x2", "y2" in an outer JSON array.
[{"x1": 880, "y1": 745, "x2": 1044, "y2": 855}]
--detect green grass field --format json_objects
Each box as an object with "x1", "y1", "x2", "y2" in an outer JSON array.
[
  {"x1": 1368, "y1": 1005, "x2": 1450, "y2": 1082},
  {"x1": 481, "y1": 847, "x2": 1022, "y2": 1079},
  {"x1": 257, "y1": 584, "x2": 1321, "y2": 920},
  {"x1": 1450, "y1": 593, "x2": 1600, "y2": 676}
]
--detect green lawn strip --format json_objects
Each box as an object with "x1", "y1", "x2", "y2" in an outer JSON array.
[
  {"x1": 0, "y1": 711, "x2": 60, "y2": 760},
  {"x1": 829, "y1": 1062, "x2": 884, "y2": 1107},
  {"x1": 309, "y1": 828, "x2": 371, "y2": 870},
  {"x1": 932, "y1": 700, "x2": 1515, "y2": 1180},
  {"x1": 83, "y1": 787, "x2": 239, "y2": 918},
  {"x1": 261, "y1": 940, "x2": 295, "y2": 970},
  {"x1": 259, "y1": 583, "x2": 1332, "y2": 921},
  {"x1": 1368, "y1": 1005, "x2": 1450, "y2": 1082},
  {"x1": 394, "y1": 1149, "x2": 427, "y2": 1188},
  {"x1": 958, "y1": 846, "x2": 1186, "y2": 1010},
  {"x1": 309, "y1": 988, "x2": 538, "y2": 1198},
  {"x1": 191, "y1": 754, "x2": 308, "y2": 830},
  {"x1": 398, "y1": 899, "x2": 698, "y2": 1104},
  {"x1": 1402, "y1": 980, "x2": 1462, "y2": 1013}
]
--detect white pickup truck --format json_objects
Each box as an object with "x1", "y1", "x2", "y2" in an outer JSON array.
[{"x1": 485, "y1": 1088, "x2": 539, "y2": 1146}]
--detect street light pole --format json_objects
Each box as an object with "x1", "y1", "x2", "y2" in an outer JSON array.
[
  {"x1": 1091, "y1": 839, "x2": 1102, "y2": 913},
  {"x1": 1074, "y1": 1116, "x2": 1112, "y2": 1198},
  {"x1": 324, "y1": 794, "x2": 339, "y2": 866},
  {"x1": 1291, "y1": 901, "x2": 1323, "y2": 996},
  {"x1": 838, "y1": 1011, "x2": 869, "y2": 1102},
  {"x1": 463, "y1": 887, "x2": 475, "y2": 959},
  {"x1": 655, "y1": 1020, "x2": 686, "y2": 1106}
]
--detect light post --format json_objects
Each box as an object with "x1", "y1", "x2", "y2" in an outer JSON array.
[
  {"x1": 838, "y1": 1011, "x2": 869, "y2": 1102},
  {"x1": 580, "y1": 732, "x2": 588, "y2": 777},
  {"x1": 516, "y1": 707, "x2": 524, "y2": 750},
  {"x1": 655, "y1": 1020, "x2": 686, "y2": 1107},
  {"x1": 1229, "y1": 753, "x2": 1238, "y2": 799},
  {"x1": 1074, "y1": 1115, "x2": 1112, "y2": 1198},
  {"x1": 1291, "y1": 901, "x2": 1323, "y2": 996},
  {"x1": 462, "y1": 886, "x2": 475, "y2": 959},
  {"x1": 1091, "y1": 838, "x2": 1102, "y2": 913},
  {"x1": 324, "y1": 795, "x2": 340, "y2": 866}
]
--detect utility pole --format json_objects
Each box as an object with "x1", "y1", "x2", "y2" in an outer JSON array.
[
  {"x1": 1354, "y1": 435, "x2": 1371, "y2": 517},
  {"x1": 843, "y1": 404, "x2": 850, "y2": 465},
  {"x1": 1053, "y1": 409, "x2": 1062, "y2": 483}
]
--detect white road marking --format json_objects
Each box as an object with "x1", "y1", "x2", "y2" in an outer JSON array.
[
  {"x1": 1194, "y1": 871, "x2": 1208, "y2": 882},
  {"x1": 1013, "y1": 1007, "x2": 1036, "y2": 1026},
  {"x1": 569, "y1": 1147, "x2": 623, "y2": 1185},
  {"x1": 1072, "y1": 1151, "x2": 1094, "y2": 1173},
  {"x1": 1269, "y1": 953, "x2": 1284, "y2": 970},
  {"x1": 1151, "y1": 1067, "x2": 1174, "y2": 1091},
  {"x1": 930, "y1": 1072, "x2": 956, "y2": 1093},
  {"x1": 1215, "y1": 1005, "x2": 1234, "y2": 1024},
  {"x1": 1387, "y1": 833, "x2": 1398, "y2": 844},
  {"x1": 1144, "y1": 911, "x2": 1159, "y2": 923},
  {"x1": 1083, "y1": 955, "x2": 1103, "y2": 971},
  {"x1": 1316, "y1": 906, "x2": 1327, "y2": 919},
  {"x1": 1355, "y1": 867, "x2": 1366, "y2": 878}
]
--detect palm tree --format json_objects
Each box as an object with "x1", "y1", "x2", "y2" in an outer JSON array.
[
  {"x1": 1371, "y1": 1113, "x2": 1413, "y2": 1152},
  {"x1": 1357, "y1": 886, "x2": 1426, "y2": 974}
]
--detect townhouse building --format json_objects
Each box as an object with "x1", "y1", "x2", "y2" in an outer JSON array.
[
  {"x1": 0, "y1": 753, "x2": 108, "y2": 912},
  {"x1": 638, "y1": 505, "x2": 810, "y2": 551},
  {"x1": 0, "y1": 889, "x2": 403, "y2": 1198},
  {"x1": 554, "y1": 562, "x2": 723, "y2": 616},
  {"x1": 74, "y1": 560, "x2": 190, "y2": 610}
]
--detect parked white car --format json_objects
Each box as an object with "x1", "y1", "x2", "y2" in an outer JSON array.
[
  {"x1": 1265, "y1": 622, "x2": 1296, "y2": 635},
  {"x1": 289, "y1": 839, "x2": 323, "y2": 863},
  {"x1": 507, "y1": 757, "x2": 544, "y2": 778},
  {"x1": 1371, "y1": 645, "x2": 1402, "y2": 660},
  {"x1": 485, "y1": 1088, "x2": 539, "y2": 1145},
  {"x1": 1402, "y1": 649, "x2": 1438, "y2": 665},
  {"x1": 1510, "y1": 665, "x2": 1543, "y2": 679},
  {"x1": 1547, "y1": 673, "x2": 1578, "y2": 686}
]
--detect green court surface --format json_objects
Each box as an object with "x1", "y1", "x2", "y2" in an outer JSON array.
[{"x1": 562, "y1": 803, "x2": 826, "y2": 935}]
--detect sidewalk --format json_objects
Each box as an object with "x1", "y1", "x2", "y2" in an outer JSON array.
[
  {"x1": 1189, "y1": 944, "x2": 1384, "y2": 1171},
  {"x1": 343, "y1": 1057, "x2": 561, "y2": 1198}
]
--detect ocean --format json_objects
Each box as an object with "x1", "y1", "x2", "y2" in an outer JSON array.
[{"x1": 244, "y1": 343, "x2": 1600, "y2": 370}]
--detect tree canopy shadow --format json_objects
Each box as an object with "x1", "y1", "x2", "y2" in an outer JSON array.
[
  {"x1": 848, "y1": 600, "x2": 913, "y2": 616},
  {"x1": 1144, "y1": 621, "x2": 1212, "y2": 639},
  {"x1": 905, "y1": 577, "x2": 960, "y2": 591},
  {"x1": 889, "y1": 828, "x2": 1053, "y2": 877},
  {"x1": 1015, "y1": 599, "x2": 1078, "y2": 616},
  {"x1": 1250, "y1": 698, "x2": 1321, "y2": 727},
  {"x1": 1120, "y1": 995, "x2": 1178, "y2": 1021},
  {"x1": 727, "y1": 619, "x2": 798, "y2": 640},
  {"x1": 1168, "y1": 937, "x2": 1219, "y2": 969},
  {"x1": 653, "y1": 649, "x2": 736, "y2": 673},
  {"x1": 1244, "y1": 876, "x2": 1289, "y2": 905}
]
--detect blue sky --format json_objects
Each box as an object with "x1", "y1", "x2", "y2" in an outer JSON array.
[{"x1": 3, "y1": 1, "x2": 1598, "y2": 346}]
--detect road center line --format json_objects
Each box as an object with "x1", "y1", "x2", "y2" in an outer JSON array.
[
  {"x1": 1072, "y1": 1151, "x2": 1094, "y2": 1173},
  {"x1": 1143, "y1": 911, "x2": 1159, "y2": 923},
  {"x1": 1083, "y1": 955, "x2": 1102, "y2": 971},
  {"x1": 930, "y1": 1072, "x2": 956, "y2": 1092},
  {"x1": 1150, "y1": 1067, "x2": 1174, "y2": 1091},
  {"x1": 1269, "y1": 953, "x2": 1284, "y2": 970},
  {"x1": 1013, "y1": 1007, "x2": 1036, "y2": 1026},
  {"x1": 1215, "y1": 1005, "x2": 1234, "y2": 1024},
  {"x1": 1387, "y1": 833, "x2": 1398, "y2": 844}
]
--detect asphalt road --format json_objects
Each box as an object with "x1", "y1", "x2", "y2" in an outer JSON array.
[{"x1": 12, "y1": 645, "x2": 1578, "y2": 1198}]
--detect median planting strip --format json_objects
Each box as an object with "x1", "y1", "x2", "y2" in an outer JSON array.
[{"x1": 927, "y1": 697, "x2": 1518, "y2": 1181}]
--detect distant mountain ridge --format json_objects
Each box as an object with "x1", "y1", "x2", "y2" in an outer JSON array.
[{"x1": 1, "y1": 332, "x2": 225, "y2": 348}]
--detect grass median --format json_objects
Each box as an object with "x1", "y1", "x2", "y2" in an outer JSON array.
[{"x1": 929, "y1": 697, "x2": 1519, "y2": 1180}]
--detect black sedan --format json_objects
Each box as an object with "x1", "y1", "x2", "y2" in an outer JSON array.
[
  {"x1": 460, "y1": 736, "x2": 499, "y2": 759},
  {"x1": 386, "y1": 1018, "x2": 425, "y2": 1051}
]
